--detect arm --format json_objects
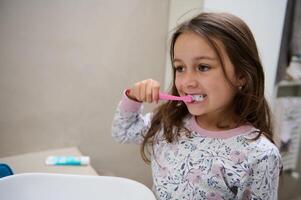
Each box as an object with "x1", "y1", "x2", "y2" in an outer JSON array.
[
  {"x1": 237, "y1": 145, "x2": 282, "y2": 200},
  {"x1": 111, "y1": 91, "x2": 152, "y2": 144}
]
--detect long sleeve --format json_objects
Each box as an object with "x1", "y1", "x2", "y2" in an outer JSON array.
[
  {"x1": 237, "y1": 143, "x2": 282, "y2": 200},
  {"x1": 111, "y1": 91, "x2": 152, "y2": 144}
]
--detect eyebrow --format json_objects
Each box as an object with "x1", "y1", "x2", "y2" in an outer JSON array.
[{"x1": 173, "y1": 56, "x2": 217, "y2": 63}]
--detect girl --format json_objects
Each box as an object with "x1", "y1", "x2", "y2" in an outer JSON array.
[{"x1": 112, "y1": 12, "x2": 282, "y2": 200}]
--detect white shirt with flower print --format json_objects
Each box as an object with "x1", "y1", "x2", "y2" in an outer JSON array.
[{"x1": 111, "y1": 93, "x2": 282, "y2": 200}]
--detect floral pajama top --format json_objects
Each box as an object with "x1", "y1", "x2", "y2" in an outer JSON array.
[{"x1": 111, "y1": 93, "x2": 282, "y2": 200}]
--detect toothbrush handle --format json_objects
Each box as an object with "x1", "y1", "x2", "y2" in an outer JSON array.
[{"x1": 159, "y1": 92, "x2": 183, "y2": 101}]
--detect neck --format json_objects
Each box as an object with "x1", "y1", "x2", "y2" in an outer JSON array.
[{"x1": 195, "y1": 112, "x2": 240, "y2": 131}]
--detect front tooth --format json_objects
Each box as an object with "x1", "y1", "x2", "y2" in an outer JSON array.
[{"x1": 192, "y1": 94, "x2": 205, "y2": 101}]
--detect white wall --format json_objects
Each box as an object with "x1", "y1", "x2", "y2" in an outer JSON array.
[
  {"x1": 203, "y1": 0, "x2": 288, "y2": 106},
  {"x1": 0, "y1": 0, "x2": 169, "y2": 187}
]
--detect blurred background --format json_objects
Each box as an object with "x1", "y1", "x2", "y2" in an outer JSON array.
[{"x1": 0, "y1": 0, "x2": 300, "y2": 199}]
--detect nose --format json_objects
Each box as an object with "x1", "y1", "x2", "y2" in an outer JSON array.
[{"x1": 183, "y1": 71, "x2": 198, "y2": 89}]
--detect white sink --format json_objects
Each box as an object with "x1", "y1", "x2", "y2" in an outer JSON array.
[{"x1": 0, "y1": 173, "x2": 156, "y2": 200}]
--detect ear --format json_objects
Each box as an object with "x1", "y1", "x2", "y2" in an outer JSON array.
[{"x1": 236, "y1": 74, "x2": 246, "y2": 87}]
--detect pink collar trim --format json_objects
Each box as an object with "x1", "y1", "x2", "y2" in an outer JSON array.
[{"x1": 187, "y1": 116, "x2": 255, "y2": 139}]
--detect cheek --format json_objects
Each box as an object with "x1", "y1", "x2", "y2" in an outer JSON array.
[
  {"x1": 174, "y1": 76, "x2": 182, "y2": 90},
  {"x1": 211, "y1": 81, "x2": 236, "y2": 103},
  {"x1": 208, "y1": 77, "x2": 234, "y2": 96}
]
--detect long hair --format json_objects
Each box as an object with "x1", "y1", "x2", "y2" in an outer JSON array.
[{"x1": 140, "y1": 12, "x2": 274, "y2": 163}]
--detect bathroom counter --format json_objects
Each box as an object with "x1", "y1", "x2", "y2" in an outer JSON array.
[{"x1": 0, "y1": 147, "x2": 99, "y2": 176}]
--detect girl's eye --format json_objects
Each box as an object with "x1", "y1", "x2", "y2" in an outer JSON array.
[
  {"x1": 197, "y1": 64, "x2": 210, "y2": 72},
  {"x1": 174, "y1": 66, "x2": 185, "y2": 73}
]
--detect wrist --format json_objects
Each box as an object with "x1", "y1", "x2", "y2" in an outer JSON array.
[{"x1": 125, "y1": 89, "x2": 141, "y2": 102}]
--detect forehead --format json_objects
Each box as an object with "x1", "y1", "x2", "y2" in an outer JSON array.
[
  {"x1": 173, "y1": 32, "x2": 217, "y2": 59},
  {"x1": 173, "y1": 31, "x2": 237, "y2": 77}
]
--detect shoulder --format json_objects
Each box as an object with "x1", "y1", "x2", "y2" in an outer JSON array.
[
  {"x1": 246, "y1": 131, "x2": 280, "y2": 154},
  {"x1": 240, "y1": 128, "x2": 278, "y2": 151},
  {"x1": 246, "y1": 133, "x2": 282, "y2": 169}
]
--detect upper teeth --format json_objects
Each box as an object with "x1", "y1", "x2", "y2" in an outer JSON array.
[{"x1": 191, "y1": 94, "x2": 206, "y2": 101}]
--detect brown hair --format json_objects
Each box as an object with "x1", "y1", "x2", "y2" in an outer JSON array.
[{"x1": 141, "y1": 12, "x2": 274, "y2": 163}]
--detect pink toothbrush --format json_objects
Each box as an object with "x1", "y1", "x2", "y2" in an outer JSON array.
[
  {"x1": 126, "y1": 89, "x2": 203, "y2": 103},
  {"x1": 159, "y1": 92, "x2": 195, "y2": 103}
]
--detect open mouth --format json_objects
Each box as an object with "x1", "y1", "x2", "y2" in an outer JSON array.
[
  {"x1": 185, "y1": 93, "x2": 207, "y2": 103},
  {"x1": 191, "y1": 94, "x2": 207, "y2": 102}
]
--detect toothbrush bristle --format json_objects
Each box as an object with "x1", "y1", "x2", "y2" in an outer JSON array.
[{"x1": 184, "y1": 95, "x2": 194, "y2": 103}]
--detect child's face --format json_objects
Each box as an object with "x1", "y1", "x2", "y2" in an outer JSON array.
[{"x1": 173, "y1": 32, "x2": 241, "y2": 121}]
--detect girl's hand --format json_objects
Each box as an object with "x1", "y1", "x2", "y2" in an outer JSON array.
[{"x1": 127, "y1": 79, "x2": 160, "y2": 103}]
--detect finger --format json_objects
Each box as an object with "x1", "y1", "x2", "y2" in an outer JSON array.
[
  {"x1": 152, "y1": 81, "x2": 160, "y2": 104},
  {"x1": 146, "y1": 80, "x2": 153, "y2": 103},
  {"x1": 139, "y1": 80, "x2": 147, "y2": 102}
]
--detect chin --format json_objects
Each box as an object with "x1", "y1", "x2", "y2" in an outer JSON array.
[{"x1": 186, "y1": 107, "x2": 205, "y2": 116}]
